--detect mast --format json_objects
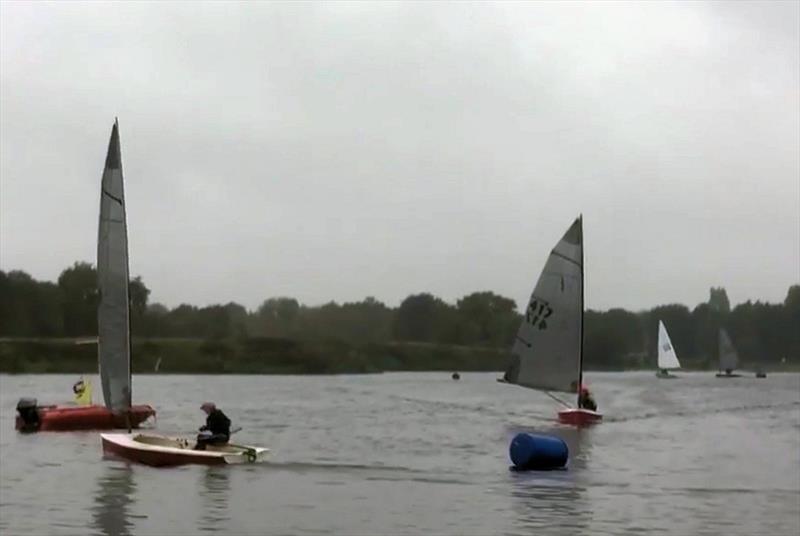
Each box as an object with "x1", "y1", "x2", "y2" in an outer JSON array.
[
  {"x1": 119, "y1": 118, "x2": 133, "y2": 412},
  {"x1": 577, "y1": 214, "x2": 584, "y2": 407}
]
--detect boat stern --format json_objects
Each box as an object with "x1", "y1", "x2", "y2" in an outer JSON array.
[{"x1": 557, "y1": 408, "x2": 603, "y2": 427}]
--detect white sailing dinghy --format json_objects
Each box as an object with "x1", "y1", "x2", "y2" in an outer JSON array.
[
  {"x1": 101, "y1": 432, "x2": 269, "y2": 466},
  {"x1": 716, "y1": 328, "x2": 742, "y2": 377},
  {"x1": 499, "y1": 216, "x2": 602, "y2": 426},
  {"x1": 655, "y1": 320, "x2": 681, "y2": 378}
]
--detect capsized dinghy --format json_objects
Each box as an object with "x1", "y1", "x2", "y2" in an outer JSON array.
[
  {"x1": 15, "y1": 120, "x2": 155, "y2": 432},
  {"x1": 101, "y1": 433, "x2": 269, "y2": 466}
]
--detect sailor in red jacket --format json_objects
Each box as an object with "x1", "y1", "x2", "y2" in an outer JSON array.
[{"x1": 578, "y1": 386, "x2": 597, "y2": 411}]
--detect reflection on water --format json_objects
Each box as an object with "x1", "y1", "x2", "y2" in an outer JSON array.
[
  {"x1": 199, "y1": 466, "x2": 231, "y2": 531},
  {"x1": 91, "y1": 463, "x2": 135, "y2": 536},
  {"x1": 506, "y1": 425, "x2": 593, "y2": 534},
  {"x1": 2, "y1": 373, "x2": 798, "y2": 536}
]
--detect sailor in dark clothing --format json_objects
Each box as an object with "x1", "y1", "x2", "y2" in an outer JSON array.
[
  {"x1": 194, "y1": 402, "x2": 231, "y2": 450},
  {"x1": 578, "y1": 386, "x2": 597, "y2": 411}
]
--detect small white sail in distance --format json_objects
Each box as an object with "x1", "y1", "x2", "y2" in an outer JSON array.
[
  {"x1": 657, "y1": 320, "x2": 681, "y2": 370},
  {"x1": 718, "y1": 328, "x2": 739, "y2": 371}
]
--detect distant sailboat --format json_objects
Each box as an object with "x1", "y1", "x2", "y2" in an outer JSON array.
[
  {"x1": 715, "y1": 328, "x2": 742, "y2": 378},
  {"x1": 499, "y1": 216, "x2": 602, "y2": 426},
  {"x1": 655, "y1": 320, "x2": 681, "y2": 378},
  {"x1": 15, "y1": 120, "x2": 156, "y2": 431}
]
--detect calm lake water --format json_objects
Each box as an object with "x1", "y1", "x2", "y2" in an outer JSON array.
[{"x1": 1, "y1": 372, "x2": 798, "y2": 535}]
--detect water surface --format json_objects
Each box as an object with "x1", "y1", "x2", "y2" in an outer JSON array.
[{"x1": 1, "y1": 372, "x2": 798, "y2": 535}]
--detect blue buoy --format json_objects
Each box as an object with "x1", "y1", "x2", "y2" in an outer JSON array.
[{"x1": 509, "y1": 432, "x2": 569, "y2": 470}]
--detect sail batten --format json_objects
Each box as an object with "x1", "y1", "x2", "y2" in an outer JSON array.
[
  {"x1": 97, "y1": 120, "x2": 132, "y2": 412},
  {"x1": 718, "y1": 328, "x2": 739, "y2": 371},
  {"x1": 657, "y1": 320, "x2": 681, "y2": 370},
  {"x1": 503, "y1": 217, "x2": 583, "y2": 394}
]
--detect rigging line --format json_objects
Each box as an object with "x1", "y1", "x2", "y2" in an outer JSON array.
[{"x1": 544, "y1": 391, "x2": 572, "y2": 408}]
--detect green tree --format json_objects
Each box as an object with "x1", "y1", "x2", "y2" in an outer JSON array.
[
  {"x1": 57, "y1": 262, "x2": 98, "y2": 336},
  {"x1": 393, "y1": 293, "x2": 457, "y2": 343},
  {"x1": 709, "y1": 287, "x2": 731, "y2": 314},
  {"x1": 256, "y1": 297, "x2": 300, "y2": 337},
  {"x1": 455, "y1": 291, "x2": 519, "y2": 346}
]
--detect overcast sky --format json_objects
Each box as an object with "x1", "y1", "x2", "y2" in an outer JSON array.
[{"x1": 1, "y1": 1, "x2": 798, "y2": 312}]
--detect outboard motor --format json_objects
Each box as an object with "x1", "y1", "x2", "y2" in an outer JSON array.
[{"x1": 16, "y1": 398, "x2": 41, "y2": 432}]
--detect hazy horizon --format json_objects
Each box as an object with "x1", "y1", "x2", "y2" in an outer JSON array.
[{"x1": 2, "y1": 1, "x2": 798, "y2": 313}]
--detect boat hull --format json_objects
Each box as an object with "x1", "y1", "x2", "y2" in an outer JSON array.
[
  {"x1": 101, "y1": 433, "x2": 269, "y2": 467},
  {"x1": 16, "y1": 404, "x2": 156, "y2": 432},
  {"x1": 715, "y1": 373, "x2": 742, "y2": 378},
  {"x1": 557, "y1": 408, "x2": 602, "y2": 426},
  {"x1": 655, "y1": 372, "x2": 678, "y2": 379}
]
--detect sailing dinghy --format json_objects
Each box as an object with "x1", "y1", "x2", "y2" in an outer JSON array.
[
  {"x1": 15, "y1": 120, "x2": 156, "y2": 432},
  {"x1": 715, "y1": 328, "x2": 742, "y2": 378},
  {"x1": 655, "y1": 320, "x2": 681, "y2": 378},
  {"x1": 101, "y1": 433, "x2": 269, "y2": 466},
  {"x1": 499, "y1": 216, "x2": 602, "y2": 426}
]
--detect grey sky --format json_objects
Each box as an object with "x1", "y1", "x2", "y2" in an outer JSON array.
[{"x1": 1, "y1": 1, "x2": 798, "y2": 312}]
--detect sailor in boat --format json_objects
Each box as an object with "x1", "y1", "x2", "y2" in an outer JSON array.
[
  {"x1": 578, "y1": 386, "x2": 597, "y2": 412},
  {"x1": 72, "y1": 377, "x2": 92, "y2": 406},
  {"x1": 194, "y1": 402, "x2": 231, "y2": 450}
]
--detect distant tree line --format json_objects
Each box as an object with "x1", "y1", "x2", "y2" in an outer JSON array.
[{"x1": 1, "y1": 263, "x2": 798, "y2": 369}]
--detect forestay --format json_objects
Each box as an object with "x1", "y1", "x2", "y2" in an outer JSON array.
[
  {"x1": 657, "y1": 320, "x2": 681, "y2": 370},
  {"x1": 503, "y1": 217, "x2": 583, "y2": 394},
  {"x1": 97, "y1": 120, "x2": 132, "y2": 413},
  {"x1": 718, "y1": 328, "x2": 739, "y2": 371}
]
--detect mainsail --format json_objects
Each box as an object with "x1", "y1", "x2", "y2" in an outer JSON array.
[
  {"x1": 718, "y1": 328, "x2": 739, "y2": 371},
  {"x1": 97, "y1": 119, "x2": 132, "y2": 413},
  {"x1": 503, "y1": 217, "x2": 583, "y2": 394},
  {"x1": 657, "y1": 320, "x2": 681, "y2": 370}
]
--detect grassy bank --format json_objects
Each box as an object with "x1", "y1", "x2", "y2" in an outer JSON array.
[
  {"x1": 0, "y1": 338, "x2": 510, "y2": 374},
  {"x1": 2, "y1": 338, "x2": 795, "y2": 374}
]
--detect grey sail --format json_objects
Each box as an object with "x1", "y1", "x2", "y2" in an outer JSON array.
[
  {"x1": 97, "y1": 120, "x2": 132, "y2": 412},
  {"x1": 718, "y1": 328, "x2": 738, "y2": 371},
  {"x1": 503, "y1": 217, "x2": 583, "y2": 394}
]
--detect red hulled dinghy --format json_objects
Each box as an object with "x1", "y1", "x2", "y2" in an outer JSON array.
[{"x1": 15, "y1": 120, "x2": 156, "y2": 432}]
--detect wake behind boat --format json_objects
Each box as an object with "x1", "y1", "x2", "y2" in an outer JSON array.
[
  {"x1": 499, "y1": 216, "x2": 602, "y2": 426},
  {"x1": 15, "y1": 120, "x2": 155, "y2": 432},
  {"x1": 101, "y1": 433, "x2": 269, "y2": 466}
]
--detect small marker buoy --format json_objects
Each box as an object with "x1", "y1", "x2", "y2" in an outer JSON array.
[
  {"x1": 451, "y1": 372, "x2": 460, "y2": 380},
  {"x1": 509, "y1": 432, "x2": 568, "y2": 471}
]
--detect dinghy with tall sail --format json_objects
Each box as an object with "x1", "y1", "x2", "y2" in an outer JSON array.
[
  {"x1": 715, "y1": 328, "x2": 742, "y2": 378},
  {"x1": 15, "y1": 120, "x2": 156, "y2": 432},
  {"x1": 655, "y1": 320, "x2": 681, "y2": 378},
  {"x1": 499, "y1": 216, "x2": 602, "y2": 426}
]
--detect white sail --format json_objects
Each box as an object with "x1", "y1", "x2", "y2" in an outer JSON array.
[
  {"x1": 657, "y1": 320, "x2": 681, "y2": 370},
  {"x1": 718, "y1": 328, "x2": 738, "y2": 371},
  {"x1": 503, "y1": 217, "x2": 583, "y2": 394},
  {"x1": 97, "y1": 120, "x2": 132, "y2": 412}
]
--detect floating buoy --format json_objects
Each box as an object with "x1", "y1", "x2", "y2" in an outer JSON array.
[
  {"x1": 509, "y1": 432, "x2": 568, "y2": 471},
  {"x1": 452, "y1": 372, "x2": 460, "y2": 380}
]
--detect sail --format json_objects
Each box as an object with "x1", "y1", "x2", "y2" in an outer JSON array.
[
  {"x1": 503, "y1": 217, "x2": 583, "y2": 393},
  {"x1": 718, "y1": 328, "x2": 738, "y2": 371},
  {"x1": 657, "y1": 321, "x2": 681, "y2": 370},
  {"x1": 97, "y1": 120, "x2": 132, "y2": 412}
]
